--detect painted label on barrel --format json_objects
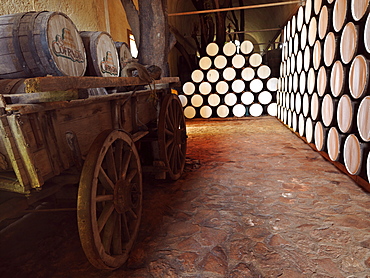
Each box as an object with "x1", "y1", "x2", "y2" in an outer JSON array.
[
  {"x1": 100, "y1": 51, "x2": 119, "y2": 76},
  {"x1": 52, "y1": 28, "x2": 85, "y2": 63}
]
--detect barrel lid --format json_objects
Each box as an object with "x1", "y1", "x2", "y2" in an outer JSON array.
[
  {"x1": 206, "y1": 42, "x2": 219, "y2": 56},
  {"x1": 200, "y1": 105, "x2": 212, "y2": 118},
  {"x1": 315, "y1": 121, "x2": 325, "y2": 151},
  {"x1": 216, "y1": 81, "x2": 229, "y2": 94},
  {"x1": 223, "y1": 67, "x2": 236, "y2": 81},
  {"x1": 241, "y1": 91, "x2": 254, "y2": 105},
  {"x1": 183, "y1": 82, "x2": 195, "y2": 95},
  {"x1": 330, "y1": 60, "x2": 345, "y2": 97},
  {"x1": 233, "y1": 104, "x2": 246, "y2": 117},
  {"x1": 367, "y1": 152, "x2": 370, "y2": 183},
  {"x1": 199, "y1": 82, "x2": 212, "y2": 95},
  {"x1": 307, "y1": 68, "x2": 316, "y2": 94},
  {"x1": 314, "y1": 0, "x2": 322, "y2": 15},
  {"x1": 214, "y1": 55, "x2": 227, "y2": 69},
  {"x1": 241, "y1": 67, "x2": 255, "y2": 81},
  {"x1": 191, "y1": 94, "x2": 203, "y2": 107},
  {"x1": 257, "y1": 65, "x2": 271, "y2": 79},
  {"x1": 317, "y1": 66, "x2": 327, "y2": 97},
  {"x1": 365, "y1": 13, "x2": 370, "y2": 53},
  {"x1": 249, "y1": 103, "x2": 263, "y2": 117},
  {"x1": 258, "y1": 91, "x2": 272, "y2": 105},
  {"x1": 349, "y1": 55, "x2": 369, "y2": 99},
  {"x1": 333, "y1": 0, "x2": 347, "y2": 32},
  {"x1": 351, "y1": 0, "x2": 369, "y2": 21},
  {"x1": 298, "y1": 113, "x2": 305, "y2": 136},
  {"x1": 311, "y1": 93, "x2": 320, "y2": 120},
  {"x1": 297, "y1": 6, "x2": 304, "y2": 32},
  {"x1": 224, "y1": 93, "x2": 237, "y2": 106},
  {"x1": 299, "y1": 71, "x2": 306, "y2": 95},
  {"x1": 208, "y1": 94, "x2": 220, "y2": 107},
  {"x1": 267, "y1": 103, "x2": 278, "y2": 116},
  {"x1": 207, "y1": 69, "x2": 219, "y2": 83},
  {"x1": 184, "y1": 106, "x2": 196, "y2": 119},
  {"x1": 318, "y1": 5, "x2": 329, "y2": 40},
  {"x1": 291, "y1": 15, "x2": 297, "y2": 38},
  {"x1": 324, "y1": 32, "x2": 336, "y2": 67},
  {"x1": 308, "y1": 17, "x2": 317, "y2": 47},
  {"x1": 223, "y1": 42, "x2": 236, "y2": 56},
  {"x1": 250, "y1": 79, "x2": 264, "y2": 93},
  {"x1": 240, "y1": 40, "x2": 254, "y2": 55},
  {"x1": 303, "y1": 93, "x2": 310, "y2": 117},
  {"x1": 295, "y1": 93, "x2": 302, "y2": 113},
  {"x1": 327, "y1": 127, "x2": 340, "y2": 161},
  {"x1": 48, "y1": 12, "x2": 87, "y2": 76},
  {"x1": 217, "y1": 105, "x2": 229, "y2": 118},
  {"x1": 313, "y1": 40, "x2": 322, "y2": 70},
  {"x1": 191, "y1": 69, "x2": 204, "y2": 83},
  {"x1": 306, "y1": 117, "x2": 314, "y2": 143},
  {"x1": 231, "y1": 79, "x2": 245, "y2": 93},
  {"x1": 267, "y1": 78, "x2": 278, "y2": 91},
  {"x1": 304, "y1": 45, "x2": 311, "y2": 72},
  {"x1": 340, "y1": 22, "x2": 358, "y2": 65},
  {"x1": 305, "y1": 0, "x2": 313, "y2": 24},
  {"x1": 337, "y1": 94, "x2": 353, "y2": 133},
  {"x1": 294, "y1": 33, "x2": 300, "y2": 55},
  {"x1": 357, "y1": 96, "x2": 370, "y2": 142},
  {"x1": 292, "y1": 111, "x2": 298, "y2": 131},
  {"x1": 249, "y1": 53, "x2": 262, "y2": 67},
  {"x1": 178, "y1": 95, "x2": 188, "y2": 107},
  {"x1": 232, "y1": 54, "x2": 246, "y2": 69},
  {"x1": 199, "y1": 56, "x2": 212, "y2": 70},
  {"x1": 288, "y1": 109, "x2": 293, "y2": 128},
  {"x1": 301, "y1": 24, "x2": 308, "y2": 50},
  {"x1": 344, "y1": 134, "x2": 362, "y2": 175},
  {"x1": 322, "y1": 94, "x2": 334, "y2": 127},
  {"x1": 290, "y1": 55, "x2": 296, "y2": 75}
]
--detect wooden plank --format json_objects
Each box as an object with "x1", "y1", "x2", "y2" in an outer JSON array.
[
  {"x1": 22, "y1": 76, "x2": 180, "y2": 94},
  {"x1": 3, "y1": 90, "x2": 87, "y2": 104}
]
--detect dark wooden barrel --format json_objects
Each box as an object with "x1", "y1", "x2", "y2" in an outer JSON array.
[
  {"x1": 80, "y1": 31, "x2": 120, "y2": 77},
  {"x1": 115, "y1": 41, "x2": 132, "y2": 69},
  {"x1": 0, "y1": 11, "x2": 87, "y2": 78}
]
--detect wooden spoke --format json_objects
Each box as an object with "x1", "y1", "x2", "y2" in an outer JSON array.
[
  {"x1": 97, "y1": 202, "x2": 115, "y2": 233},
  {"x1": 106, "y1": 146, "x2": 118, "y2": 183},
  {"x1": 165, "y1": 127, "x2": 174, "y2": 136},
  {"x1": 98, "y1": 167, "x2": 114, "y2": 192},
  {"x1": 78, "y1": 129, "x2": 142, "y2": 270},
  {"x1": 96, "y1": 194, "x2": 114, "y2": 202}
]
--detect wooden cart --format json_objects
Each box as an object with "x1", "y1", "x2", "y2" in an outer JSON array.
[{"x1": 0, "y1": 75, "x2": 187, "y2": 270}]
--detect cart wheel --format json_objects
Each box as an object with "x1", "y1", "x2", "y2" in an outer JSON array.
[
  {"x1": 158, "y1": 94, "x2": 187, "y2": 180},
  {"x1": 77, "y1": 129, "x2": 142, "y2": 270}
]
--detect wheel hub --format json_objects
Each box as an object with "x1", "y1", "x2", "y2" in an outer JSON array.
[{"x1": 113, "y1": 179, "x2": 131, "y2": 214}]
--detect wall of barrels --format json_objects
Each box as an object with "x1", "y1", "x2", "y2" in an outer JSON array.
[
  {"x1": 180, "y1": 41, "x2": 279, "y2": 119},
  {"x1": 277, "y1": 0, "x2": 370, "y2": 184}
]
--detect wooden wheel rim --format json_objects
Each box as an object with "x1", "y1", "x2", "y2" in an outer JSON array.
[
  {"x1": 78, "y1": 129, "x2": 142, "y2": 269},
  {"x1": 158, "y1": 94, "x2": 187, "y2": 180}
]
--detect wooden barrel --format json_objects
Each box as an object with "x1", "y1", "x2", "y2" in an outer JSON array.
[
  {"x1": 184, "y1": 106, "x2": 197, "y2": 119},
  {"x1": 317, "y1": 66, "x2": 328, "y2": 96},
  {"x1": 303, "y1": 93, "x2": 311, "y2": 117},
  {"x1": 313, "y1": 40, "x2": 322, "y2": 70},
  {"x1": 296, "y1": 50, "x2": 303, "y2": 73},
  {"x1": 311, "y1": 93, "x2": 321, "y2": 120},
  {"x1": 267, "y1": 103, "x2": 278, "y2": 116},
  {"x1": 351, "y1": 0, "x2": 370, "y2": 21},
  {"x1": 315, "y1": 121, "x2": 327, "y2": 151},
  {"x1": 343, "y1": 134, "x2": 364, "y2": 175},
  {"x1": 242, "y1": 67, "x2": 255, "y2": 81},
  {"x1": 307, "y1": 68, "x2": 316, "y2": 94},
  {"x1": 250, "y1": 79, "x2": 264, "y2": 93},
  {"x1": 298, "y1": 113, "x2": 306, "y2": 137},
  {"x1": 115, "y1": 41, "x2": 132, "y2": 69},
  {"x1": 288, "y1": 74, "x2": 294, "y2": 93},
  {"x1": 191, "y1": 94, "x2": 203, "y2": 107},
  {"x1": 290, "y1": 54, "x2": 296, "y2": 75},
  {"x1": 267, "y1": 78, "x2": 278, "y2": 91},
  {"x1": 206, "y1": 69, "x2": 219, "y2": 83},
  {"x1": 288, "y1": 109, "x2": 293, "y2": 128},
  {"x1": 178, "y1": 95, "x2": 188, "y2": 107},
  {"x1": 340, "y1": 22, "x2": 358, "y2": 65},
  {"x1": 224, "y1": 93, "x2": 237, "y2": 106},
  {"x1": 240, "y1": 40, "x2": 254, "y2": 55},
  {"x1": 182, "y1": 82, "x2": 195, "y2": 95},
  {"x1": 258, "y1": 91, "x2": 272, "y2": 105},
  {"x1": 297, "y1": 6, "x2": 305, "y2": 32},
  {"x1": 304, "y1": 45, "x2": 311, "y2": 72},
  {"x1": 199, "y1": 56, "x2": 212, "y2": 70},
  {"x1": 349, "y1": 55, "x2": 369, "y2": 99},
  {"x1": 294, "y1": 33, "x2": 300, "y2": 55},
  {"x1": 290, "y1": 92, "x2": 295, "y2": 111},
  {"x1": 199, "y1": 82, "x2": 212, "y2": 95},
  {"x1": 249, "y1": 53, "x2": 263, "y2": 67},
  {"x1": 301, "y1": 24, "x2": 308, "y2": 51},
  {"x1": 330, "y1": 60, "x2": 347, "y2": 97},
  {"x1": 314, "y1": 0, "x2": 323, "y2": 15},
  {"x1": 305, "y1": 0, "x2": 313, "y2": 24},
  {"x1": 257, "y1": 65, "x2": 271, "y2": 79},
  {"x1": 295, "y1": 93, "x2": 302, "y2": 114},
  {"x1": 318, "y1": 6, "x2": 331, "y2": 40},
  {"x1": 249, "y1": 103, "x2": 263, "y2": 117},
  {"x1": 333, "y1": 0, "x2": 348, "y2": 32},
  {"x1": 191, "y1": 69, "x2": 204, "y2": 83},
  {"x1": 357, "y1": 96, "x2": 370, "y2": 142},
  {"x1": 322, "y1": 94, "x2": 335, "y2": 127},
  {"x1": 208, "y1": 94, "x2": 221, "y2": 107},
  {"x1": 214, "y1": 55, "x2": 228, "y2": 69},
  {"x1": 241, "y1": 91, "x2": 255, "y2": 105},
  {"x1": 206, "y1": 42, "x2": 219, "y2": 56},
  {"x1": 0, "y1": 11, "x2": 86, "y2": 78},
  {"x1": 80, "y1": 31, "x2": 119, "y2": 77},
  {"x1": 231, "y1": 79, "x2": 245, "y2": 93},
  {"x1": 291, "y1": 15, "x2": 297, "y2": 38},
  {"x1": 232, "y1": 104, "x2": 247, "y2": 117},
  {"x1": 223, "y1": 67, "x2": 236, "y2": 81},
  {"x1": 327, "y1": 127, "x2": 343, "y2": 161},
  {"x1": 365, "y1": 13, "x2": 370, "y2": 53},
  {"x1": 337, "y1": 94, "x2": 356, "y2": 133},
  {"x1": 232, "y1": 54, "x2": 245, "y2": 68},
  {"x1": 216, "y1": 105, "x2": 229, "y2": 118},
  {"x1": 200, "y1": 105, "x2": 213, "y2": 118},
  {"x1": 223, "y1": 42, "x2": 236, "y2": 56},
  {"x1": 323, "y1": 32, "x2": 338, "y2": 67},
  {"x1": 367, "y1": 151, "x2": 370, "y2": 182},
  {"x1": 299, "y1": 71, "x2": 306, "y2": 95},
  {"x1": 306, "y1": 117, "x2": 314, "y2": 143},
  {"x1": 308, "y1": 17, "x2": 318, "y2": 47},
  {"x1": 216, "y1": 81, "x2": 229, "y2": 94}
]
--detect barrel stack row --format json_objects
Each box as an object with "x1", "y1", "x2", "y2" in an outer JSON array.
[
  {"x1": 181, "y1": 41, "x2": 279, "y2": 119},
  {"x1": 0, "y1": 11, "x2": 130, "y2": 82},
  {"x1": 277, "y1": 0, "x2": 370, "y2": 183}
]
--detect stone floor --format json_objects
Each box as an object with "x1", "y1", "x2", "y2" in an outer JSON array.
[{"x1": 1, "y1": 117, "x2": 370, "y2": 277}]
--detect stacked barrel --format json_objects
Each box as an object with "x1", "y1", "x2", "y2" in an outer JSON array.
[
  {"x1": 180, "y1": 41, "x2": 279, "y2": 119},
  {"x1": 277, "y1": 0, "x2": 370, "y2": 183}
]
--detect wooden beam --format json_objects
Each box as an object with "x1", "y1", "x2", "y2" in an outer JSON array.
[
  {"x1": 168, "y1": 1, "x2": 303, "y2": 17},
  {"x1": 227, "y1": 28, "x2": 282, "y2": 34}
]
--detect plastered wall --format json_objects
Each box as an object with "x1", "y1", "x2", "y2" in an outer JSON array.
[{"x1": 0, "y1": 0, "x2": 132, "y2": 44}]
